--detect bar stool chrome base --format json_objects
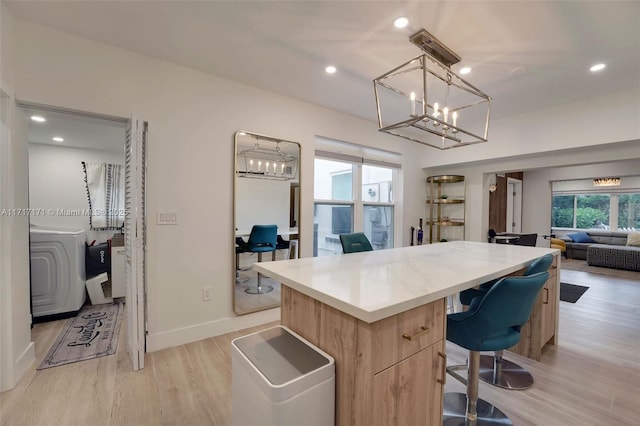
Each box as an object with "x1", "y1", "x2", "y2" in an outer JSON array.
[
  {"x1": 478, "y1": 353, "x2": 534, "y2": 390},
  {"x1": 245, "y1": 285, "x2": 273, "y2": 294},
  {"x1": 245, "y1": 272, "x2": 273, "y2": 294},
  {"x1": 443, "y1": 393, "x2": 513, "y2": 425}
]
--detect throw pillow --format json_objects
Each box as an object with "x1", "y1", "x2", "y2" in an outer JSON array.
[
  {"x1": 567, "y1": 232, "x2": 595, "y2": 243},
  {"x1": 627, "y1": 231, "x2": 640, "y2": 247}
]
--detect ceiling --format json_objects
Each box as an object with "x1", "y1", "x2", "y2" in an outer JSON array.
[
  {"x1": 23, "y1": 106, "x2": 126, "y2": 153},
  {"x1": 7, "y1": 1, "x2": 640, "y2": 127}
]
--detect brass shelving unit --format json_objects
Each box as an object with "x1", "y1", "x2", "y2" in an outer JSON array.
[{"x1": 426, "y1": 175, "x2": 465, "y2": 243}]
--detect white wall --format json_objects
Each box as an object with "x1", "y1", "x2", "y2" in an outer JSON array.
[
  {"x1": 0, "y1": 3, "x2": 34, "y2": 392},
  {"x1": 11, "y1": 18, "x2": 426, "y2": 352},
  {"x1": 419, "y1": 89, "x2": 640, "y2": 168},
  {"x1": 524, "y1": 161, "x2": 640, "y2": 243},
  {"x1": 28, "y1": 143, "x2": 124, "y2": 242},
  {"x1": 552, "y1": 176, "x2": 640, "y2": 193},
  {"x1": 235, "y1": 177, "x2": 291, "y2": 232}
]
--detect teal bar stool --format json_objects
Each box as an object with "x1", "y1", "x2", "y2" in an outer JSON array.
[
  {"x1": 444, "y1": 271, "x2": 549, "y2": 425},
  {"x1": 458, "y1": 253, "x2": 553, "y2": 390},
  {"x1": 245, "y1": 225, "x2": 278, "y2": 294},
  {"x1": 339, "y1": 232, "x2": 373, "y2": 253}
]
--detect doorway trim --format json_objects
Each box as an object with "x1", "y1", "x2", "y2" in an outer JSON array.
[
  {"x1": 11, "y1": 100, "x2": 147, "y2": 373},
  {"x1": 506, "y1": 177, "x2": 523, "y2": 233}
]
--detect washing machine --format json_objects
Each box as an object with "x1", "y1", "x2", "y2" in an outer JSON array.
[{"x1": 30, "y1": 225, "x2": 87, "y2": 318}]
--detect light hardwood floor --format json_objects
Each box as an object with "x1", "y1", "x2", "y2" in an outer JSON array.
[{"x1": 1, "y1": 265, "x2": 638, "y2": 426}]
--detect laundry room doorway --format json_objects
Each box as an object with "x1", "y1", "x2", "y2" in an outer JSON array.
[{"x1": 18, "y1": 102, "x2": 147, "y2": 372}]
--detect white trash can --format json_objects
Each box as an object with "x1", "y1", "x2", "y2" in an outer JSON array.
[{"x1": 232, "y1": 325, "x2": 335, "y2": 426}]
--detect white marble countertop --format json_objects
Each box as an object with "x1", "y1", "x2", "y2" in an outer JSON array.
[{"x1": 254, "y1": 241, "x2": 558, "y2": 323}]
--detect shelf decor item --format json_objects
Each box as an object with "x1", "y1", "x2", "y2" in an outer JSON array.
[{"x1": 426, "y1": 175, "x2": 465, "y2": 243}]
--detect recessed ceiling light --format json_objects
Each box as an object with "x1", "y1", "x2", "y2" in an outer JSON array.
[
  {"x1": 325, "y1": 65, "x2": 337, "y2": 74},
  {"x1": 52, "y1": 137, "x2": 64, "y2": 142},
  {"x1": 459, "y1": 67, "x2": 471, "y2": 75},
  {"x1": 394, "y1": 17, "x2": 409, "y2": 29},
  {"x1": 30, "y1": 115, "x2": 46, "y2": 122},
  {"x1": 590, "y1": 63, "x2": 606, "y2": 72}
]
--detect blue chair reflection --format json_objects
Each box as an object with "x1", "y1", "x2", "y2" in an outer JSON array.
[{"x1": 246, "y1": 225, "x2": 277, "y2": 294}]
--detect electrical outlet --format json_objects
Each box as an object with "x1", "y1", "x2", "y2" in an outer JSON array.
[{"x1": 202, "y1": 287, "x2": 213, "y2": 301}]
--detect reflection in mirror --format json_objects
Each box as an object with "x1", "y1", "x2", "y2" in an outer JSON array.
[{"x1": 234, "y1": 131, "x2": 301, "y2": 315}]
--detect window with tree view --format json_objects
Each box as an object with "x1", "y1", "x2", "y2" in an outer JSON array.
[
  {"x1": 618, "y1": 194, "x2": 640, "y2": 230},
  {"x1": 552, "y1": 193, "x2": 638, "y2": 230}
]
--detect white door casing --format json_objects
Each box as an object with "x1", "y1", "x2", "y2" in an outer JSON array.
[
  {"x1": 124, "y1": 117, "x2": 147, "y2": 371},
  {"x1": 506, "y1": 178, "x2": 523, "y2": 233}
]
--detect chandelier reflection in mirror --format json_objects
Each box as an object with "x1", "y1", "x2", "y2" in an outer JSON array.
[
  {"x1": 373, "y1": 29, "x2": 492, "y2": 150},
  {"x1": 236, "y1": 133, "x2": 298, "y2": 181}
]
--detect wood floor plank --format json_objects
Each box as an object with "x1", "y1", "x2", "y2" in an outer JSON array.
[
  {"x1": 110, "y1": 321, "x2": 161, "y2": 426},
  {"x1": 151, "y1": 345, "x2": 216, "y2": 426},
  {"x1": 184, "y1": 338, "x2": 233, "y2": 426},
  {"x1": 58, "y1": 352, "x2": 117, "y2": 426}
]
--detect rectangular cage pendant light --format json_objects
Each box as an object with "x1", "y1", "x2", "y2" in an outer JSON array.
[{"x1": 373, "y1": 29, "x2": 492, "y2": 150}]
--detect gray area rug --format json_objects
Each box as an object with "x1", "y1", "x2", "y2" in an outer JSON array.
[
  {"x1": 38, "y1": 301, "x2": 123, "y2": 370},
  {"x1": 561, "y1": 259, "x2": 640, "y2": 280}
]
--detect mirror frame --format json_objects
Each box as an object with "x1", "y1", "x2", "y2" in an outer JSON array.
[{"x1": 233, "y1": 130, "x2": 301, "y2": 315}]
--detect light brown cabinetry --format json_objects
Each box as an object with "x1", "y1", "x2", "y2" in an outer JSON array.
[
  {"x1": 509, "y1": 254, "x2": 560, "y2": 360},
  {"x1": 541, "y1": 257, "x2": 559, "y2": 346},
  {"x1": 373, "y1": 344, "x2": 444, "y2": 426},
  {"x1": 281, "y1": 286, "x2": 446, "y2": 426},
  {"x1": 426, "y1": 175, "x2": 465, "y2": 243}
]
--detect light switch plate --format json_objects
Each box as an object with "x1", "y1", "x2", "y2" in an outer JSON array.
[{"x1": 157, "y1": 210, "x2": 178, "y2": 225}]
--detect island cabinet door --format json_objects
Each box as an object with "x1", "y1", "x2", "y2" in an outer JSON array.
[{"x1": 371, "y1": 342, "x2": 446, "y2": 426}]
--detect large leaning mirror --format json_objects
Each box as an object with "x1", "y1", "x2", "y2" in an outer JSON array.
[{"x1": 233, "y1": 131, "x2": 301, "y2": 315}]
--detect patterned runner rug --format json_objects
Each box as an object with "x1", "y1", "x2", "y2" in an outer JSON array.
[{"x1": 38, "y1": 301, "x2": 123, "y2": 370}]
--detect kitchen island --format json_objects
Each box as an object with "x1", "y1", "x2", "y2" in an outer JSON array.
[{"x1": 254, "y1": 241, "x2": 559, "y2": 425}]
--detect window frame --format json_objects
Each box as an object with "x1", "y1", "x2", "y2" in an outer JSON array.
[
  {"x1": 313, "y1": 149, "x2": 400, "y2": 254},
  {"x1": 552, "y1": 191, "x2": 639, "y2": 231}
]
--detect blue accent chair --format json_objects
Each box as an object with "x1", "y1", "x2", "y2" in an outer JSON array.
[
  {"x1": 458, "y1": 254, "x2": 554, "y2": 390},
  {"x1": 339, "y1": 232, "x2": 373, "y2": 253},
  {"x1": 443, "y1": 271, "x2": 549, "y2": 425},
  {"x1": 246, "y1": 225, "x2": 278, "y2": 294}
]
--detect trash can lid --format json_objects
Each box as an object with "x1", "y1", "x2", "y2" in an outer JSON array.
[{"x1": 233, "y1": 326, "x2": 331, "y2": 386}]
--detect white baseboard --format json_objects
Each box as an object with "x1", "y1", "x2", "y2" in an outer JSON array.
[
  {"x1": 146, "y1": 307, "x2": 280, "y2": 353},
  {"x1": 15, "y1": 341, "x2": 35, "y2": 379}
]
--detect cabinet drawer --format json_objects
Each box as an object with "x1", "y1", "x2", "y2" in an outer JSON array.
[{"x1": 371, "y1": 299, "x2": 445, "y2": 373}]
